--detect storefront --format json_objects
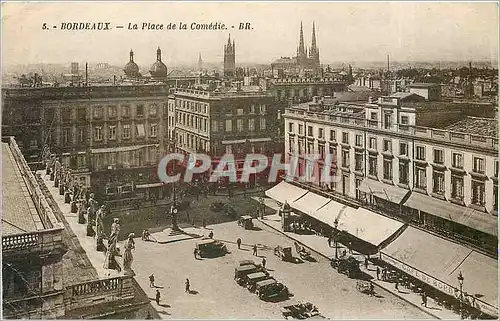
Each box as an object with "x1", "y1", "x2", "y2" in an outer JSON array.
[
  {"x1": 358, "y1": 178, "x2": 411, "y2": 219},
  {"x1": 380, "y1": 226, "x2": 498, "y2": 318},
  {"x1": 265, "y1": 181, "x2": 308, "y2": 205}
]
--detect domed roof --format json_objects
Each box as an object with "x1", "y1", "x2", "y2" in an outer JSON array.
[
  {"x1": 150, "y1": 47, "x2": 167, "y2": 79},
  {"x1": 124, "y1": 49, "x2": 140, "y2": 77}
]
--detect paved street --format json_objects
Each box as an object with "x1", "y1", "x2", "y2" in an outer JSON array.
[{"x1": 133, "y1": 220, "x2": 432, "y2": 319}]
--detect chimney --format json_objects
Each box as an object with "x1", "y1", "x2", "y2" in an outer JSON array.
[{"x1": 85, "y1": 62, "x2": 88, "y2": 86}]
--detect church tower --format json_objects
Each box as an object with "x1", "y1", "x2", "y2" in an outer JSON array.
[
  {"x1": 198, "y1": 53, "x2": 203, "y2": 72},
  {"x1": 223, "y1": 34, "x2": 236, "y2": 78},
  {"x1": 297, "y1": 21, "x2": 307, "y2": 65},
  {"x1": 309, "y1": 21, "x2": 320, "y2": 69}
]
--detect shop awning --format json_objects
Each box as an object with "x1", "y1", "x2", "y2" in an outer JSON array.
[
  {"x1": 265, "y1": 181, "x2": 307, "y2": 204},
  {"x1": 403, "y1": 192, "x2": 497, "y2": 237},
  {"x1": 290, "y1": 192, "x2": 331, "y2": 215},
  {"x1": 381, "y1": 226, "x2": 498, "y2": 316},
  {"x1": 358, "y1": 179, "x2": 410, "y2": 204},
  {"x1": 311, "y1": 200, "x2": 348, "y2": 226},
  {"x1": 337, "y1": 207, "x2": 405, "y2": 247},
  {"x1": 136, "y1": 182, "x2": 165, "y2": 189},
  {"x1": 91, "y1": 144, "x2": 158, "y2": 154}
]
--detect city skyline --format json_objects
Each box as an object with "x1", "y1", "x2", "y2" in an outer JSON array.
[{"x1": 2, "y1": 2, "x2": 499, "y2": 67}]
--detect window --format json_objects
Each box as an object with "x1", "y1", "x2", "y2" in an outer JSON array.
[
  {"x1": 250, "y1": 104, "x2": 255, "y2": 114},
  {"x1": 318, "y1": 128, "x2": 324, "y2": 139},
  {"x1": 399, "y1": 162, "x2": 409, "y2": 184},
  {"x1": 433, "y1": 149, "x2": 444, "y2": 164},
  {"x1": 401, "y1": 115, "x2": 409, "y2": 124},
  {"x1": 78, "y1": 128, "x2": 85, "y2": 143},
  {"x1": 93, "y1": 106, "x2": 103, "y2": 119},
  {"x1": 108, "y1": 152, "x2": 116, "y2": 166},
  {"x1": 451, "y1": 176, "x2": 464, "y2": 200},
  {"x1": 369, "y1": 137, "x2": 377, "y2": 149},
  {"x1": 494, "y1": 184, "x2": 498, "y2": 210},
  {"x1": 248, "y1": 119, "x2": 255, "y2": 131},
  {"x1": 370, "y1": 112, "x2": 377, "y2": 120},
  {"x1": 237, "y1": 119, "x2": 243, "y2": 132},
  {"x1": 495, "y1": 161, "x2": 499, "y2": 177},
  {"x1": 341, "y1": 149, "x2": 350, "y2": 168},
  {"x1": 62, "y1": 128, "x2": 70, "y2": 145},
  {"x1": 288, "y1": 139, "x2": 294, "y2": 153},
  {"x1": 342, "y1": 132, "x2": 349, "y2": 144},
  {"x1": 383, "y1": 159, "x2": 393, "y2": 180},
  {"x1": 149, "y1": 104, "x2": 158, "y2": 116},
  {"x1": 307, "y1": 126, "x2": 313, "y2": 136},
  {"x1": 108, "y1": 126, "x2": 116, "y2": 140},
  {"x1": 318, "y1": 144, "x2": 325, "y2": 159},
  {"x1": 355, "y1": 135, "x2": 363, "y2": 147},
  {"x1": 225, "y1": 119, "x2": 232, "y2": 132},
  {"x1": 473, "y1": 157, "x2": 485, "y2": 174},
  {"x1": 212, "y1": 120, "x2": 218, "y2": 132},
  {"x1": 329, "y1": 130, "x2": 336, "y2": 141},
  {"x1": 77, "y1": 108, "x2": 86, "y2": 121},
  {"x1": 136, "y1": 105, "x2": 144, "y2": 117},
  {"x1": 415, "y1": 167, "x2": 427, "y2": 189},
  {"x1": 136, "y1": 124, "x2": 145, "y2": 137},
  {"x1": 368, "y1": 155, "x2": 377, "y2": 176},
  {"x1": 122, "y1": 105, "x2": 131, "y2": 118},
  {"x1": 400, "y1": 143, "x2": 408, "y2": 156},
  {"x1": 150, "y1": 124, "x2": 157, "y2": 137},
  {"x1": 432, "y1": 171, "x2": 445, "y2": 194},
  {"x1": 384, "y1": 113, "x2": 392, "y2": 129},
  {"x1": 77, "y1": 154, "x2": 86, "y2": 169},
  {"x1": 94, "y1": 127, "x2": 102, "y2": 141},
  {"x1": 471, "y1": 180, "x2": 485, "y2": 206},
  {"x1": 260, "y1": 118, "x2": 266, "y2": 130},
  {"x1": 298, "y1": 140, "x2": 305, "y2": 154},
  {"x1": 62, "y1": 109, "x2": 71, "y2": 122},
  {"x1": 307, "y1": 142, "x2": 314, "y2": 154},
  {"x1": 108, "y1": 105, "x2": 117, "y2": 118},
  {"x1": 237, "y1": 108, "x2": 244, "y2": 115},
  {"x1": 355, "y1": 152, "x2": 363, "y2": 171},
  {"x1": 452, "y1": 153, "x2": 463, "y2": 168},
  {"x1": 416, "y1": 146, "x2": 425, "y2": 160},
  {"x1": 288, "y1": 123, "x2": 293, "y2": 132},
  {"x1": 383, "y1": 140, "x2": 392, "y2": 152},
  {"x1": 299, "y1": 124, "x2": 304, "y2": 135},
  {"x1": 122, "y1": 124, "x2": 131, "y2": 139},
  {"x1": 260, "y1": 105, "x2": 266, "y2": 114}
]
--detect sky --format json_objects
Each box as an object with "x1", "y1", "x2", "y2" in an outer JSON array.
[{"x1": 2, "y1": 1, "x2": 499, "y2": 67}]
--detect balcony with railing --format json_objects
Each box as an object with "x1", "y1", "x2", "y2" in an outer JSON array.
[
  {"x1": 2, "y1": 228, "x2": 65, "y2": 256},
  {"x1": 284, "y1": 109, "x2": 498, "y2": 151}
]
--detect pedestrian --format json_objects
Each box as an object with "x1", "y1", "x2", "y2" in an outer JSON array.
[
  {"x1": 421, "y1": 292, "x2": 427, "y2": 307},
  {"x1": 149, "y1": 274, "x2": 155, "y2": 288},
  {"x1": 237, "y1": 238, "x2": 242, "y2": 249},
  {"x1": 194, "y1": 247, "x2": 198, "y2": 259},
  {"x1": 395, "y1": 280, "x2": 399, "y2": 292},
  {"x1": 370, "y1": 282, "x2": 375, "y2": 297},
  {"x1": 376, "y1": 266, "x2": 380, "y2": 280},
  {"x1": 423, "y1": 292, "x2": 427, "y2": 307},
  {"x1": 252, "y1": 244, "x2": 258, "y2": 256},
  {"x1": 185, "y1": 278, "x2": 190, "y2": 293},
  {"x1": 262, "y1": 257, "x2": 267, "y2": 269},
  {"x1": 155, "y1": 289, "x2": 161, "y2": 305},
  {"x1": 364, "y1": 257, "x2": 369, "y2": 270},
  {"x1": 146, "y1": 311, "x2": 153, "y2": 319},
  {"x1": 208, "y1": 231, "x2": 214, "y2": 239},
  {"x1": 348, "y1": 242, "x2": 353, "y2": 254}
]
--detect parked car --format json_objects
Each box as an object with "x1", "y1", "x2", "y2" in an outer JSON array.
[
  {"x1": 274, "y1": 246, "x2": 293, "y2": 262},
  {"x1": 195, "y1": 239, "x2": 228, "y2": 258},
  {"x1": 254, "y1": 279, "x2": 289, "y2": 301},
  {"x1": 330, "y1": 256, "x2": 361, "y2": 278},
  {"x1": 237, "y1": 215, "x2": 254, "y2": 229},
  {"x1": 234, "y1": 264, "x2": 259, "y2": 286},
  {"x1": 281, "y1": 302, "x2": 321, "y2": 319},
  {"x1": 245, "y1": 272, "x2": 273, "y2": 292},
  {"x1": 238, "y1": 260, "x2": 255, "y2": 267}
]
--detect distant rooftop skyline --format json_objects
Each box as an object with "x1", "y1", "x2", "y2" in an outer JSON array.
[{"x1": 2, "y1": 2, "x2": 498, "y2": 67}]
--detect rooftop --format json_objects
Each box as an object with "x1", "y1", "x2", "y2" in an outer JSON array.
[
  {"x1": 445, "y1": 117, "x2": 498, "y2": 138},
  {"x1": 2, "y1": 143, "x2": 44, "y2": 235},
  {"x1": 409, "y1": 82, "x2": 439, "y2": 88}
]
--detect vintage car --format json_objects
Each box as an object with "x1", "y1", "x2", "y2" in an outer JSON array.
[
  {"x1": 238, "y1": 259, "x2": 256, "y2": 267},
  {"x1": 281, "y1": 302, "x2": 321, "y2": 319},
  {"x1": 237, "y1": 215, "x2": 254, "y2": 229},
  {"x1": 245, "y1": 272, "x2": 274, "y2": 292},
  {"x1": 195, "y1": 239, "x2": 228, "y2": 258},
  {"x1": 234, "y1": 264, "x2": 259, "y2": 285},
  {"x1": 274, "y1": 246, "x2": 294, "y2": 262},
  {"x1": 330, "y1": 256, "x2": 361, "y2": 278},
  {"x1": 254, "y1": 279, "x2": 289, "y2": 301}
]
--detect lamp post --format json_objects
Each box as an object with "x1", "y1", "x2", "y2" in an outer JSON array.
[
  {"x1": 333, "y1": 218, "x2": 339, "y2": 259},
  {"x1": 457, "y1": 271, "x2": 464, "y2": 318}
]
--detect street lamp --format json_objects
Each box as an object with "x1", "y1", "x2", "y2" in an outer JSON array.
[
  {"x1": 457, "y1": 271, "x2": 464, "y2": 318},
  {"x1": 333, "y1": 218, "x2": 339, "y2": 259}
]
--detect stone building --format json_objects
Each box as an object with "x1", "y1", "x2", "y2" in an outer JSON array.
[{"x1": 284, "y1": 96, "x2": 498, "y2": 255}]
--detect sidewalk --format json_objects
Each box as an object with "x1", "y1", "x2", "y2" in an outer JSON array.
[{"x1": 259, "y1": 213, "x2": 461, "y2": 320}]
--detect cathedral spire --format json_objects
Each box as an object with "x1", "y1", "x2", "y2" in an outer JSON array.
[
  {"x1": 156, "y1": 47, "x2": 162, "y2": 62},
  {"x1": 298, "y1": 21, "x2": 305, "y2": 57},
  {"x1": 130, "y1": 49, "x2": 134, "y2": 62},
  {"x1": 311, "y1": 21, "x2": 317, "y2": 54}
]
